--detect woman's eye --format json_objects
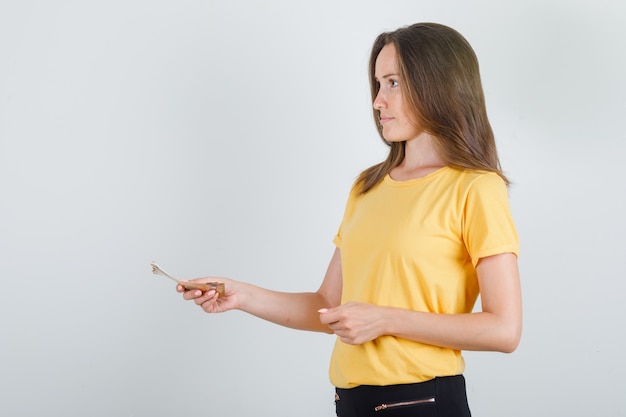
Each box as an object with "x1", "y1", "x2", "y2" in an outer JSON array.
[{"x1": 390, "y1": 79, "x2": 399, "y2": 87}]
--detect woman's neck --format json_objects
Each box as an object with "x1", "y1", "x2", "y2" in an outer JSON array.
[{"x1": 389, "y1": 132, "x2": 445, "y2": 181}]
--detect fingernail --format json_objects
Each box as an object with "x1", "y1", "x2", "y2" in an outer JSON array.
[{"x1": 318, "y1": 308, "x2": 328, "y2": 313}]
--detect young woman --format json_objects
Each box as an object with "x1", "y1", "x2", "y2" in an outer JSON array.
[{"x1": 179, "y1": 22, "x2": 521, "y2": 416}]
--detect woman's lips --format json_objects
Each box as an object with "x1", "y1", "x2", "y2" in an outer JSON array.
[{"x1": 379, "y1": 116, "x2": 393, "y2": 124}]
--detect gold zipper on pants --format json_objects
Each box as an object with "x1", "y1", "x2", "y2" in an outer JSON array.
[{"x1": 374, "y1": 396, "x2": 436, "y2": 411}]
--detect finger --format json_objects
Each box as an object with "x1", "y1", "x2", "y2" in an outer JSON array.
[
  {"x1": 339, "y1": 336, "x2": 357, "y2": 345},
  {"x1": 200, "y1": 299, "x2": 219, "y2": 313},
  {"x1": 318, "y1": 307, "x2": 342, "y2": 325},
  {"x1": 182, "y1": 289, "x2": 204, "y2": 300},
  {"x1": 200, "y1": 299, "x2": 211, "y2": 311},
  {"x1": 193, "y1": 289, "x2": 218, "y2": 305}
]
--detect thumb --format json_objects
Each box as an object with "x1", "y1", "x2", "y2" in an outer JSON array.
[{"x1": 318, "y1": 307, "x2": 337, "y2": 325}]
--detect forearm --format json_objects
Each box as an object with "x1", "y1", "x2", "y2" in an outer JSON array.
[
  {"x1": 320, "y1": 253, "x2": 522, "y2": 351},
  {"x1": 384, "y1": 307, "x2": 521, "y2": 353},
  {"x1": 236, "y1": 281, "x2": 333, "y2": 333}
]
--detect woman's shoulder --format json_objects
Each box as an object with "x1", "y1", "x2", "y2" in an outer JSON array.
[
  {"x1": 439, "y1": 168, "x2": 510, "y2": 202},
  {"x1": 446, "y1": 167, "x2": 507, "y2": 188}
]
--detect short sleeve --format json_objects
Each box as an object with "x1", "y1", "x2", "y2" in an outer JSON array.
[
  {"x1": 462, "y1": 173, "x2": 519, "y2": 267},
  {"x1": 333, "y1": 185, "x2": 359, "y2": 248}
]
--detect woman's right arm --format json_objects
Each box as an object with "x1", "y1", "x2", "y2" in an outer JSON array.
[{"x1": 178, "y1": 247, "x2": 343, "y2": 333}]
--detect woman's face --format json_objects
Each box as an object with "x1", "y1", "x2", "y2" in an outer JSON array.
[{"x1": 373, "y1": 43, "x2": 422, "y2": 142}]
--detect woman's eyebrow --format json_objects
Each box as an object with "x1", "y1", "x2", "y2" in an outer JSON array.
[{"x1": 375, "y1": 73, "x2": 399, "y2": 81}]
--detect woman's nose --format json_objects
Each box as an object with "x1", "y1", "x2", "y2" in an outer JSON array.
[{"x1": 373, "y1": 91, "x2": 386, "y2": 110}]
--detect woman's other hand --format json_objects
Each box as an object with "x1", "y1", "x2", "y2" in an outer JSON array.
[{"x1": 318, "y1": 302, "x2": 388, "y2": 345}]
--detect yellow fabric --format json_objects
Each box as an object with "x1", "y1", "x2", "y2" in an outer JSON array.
[{"x1": 330, "y1": 167, "x2": 519, "y2": 388}]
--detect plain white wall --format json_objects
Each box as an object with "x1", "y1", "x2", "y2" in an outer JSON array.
[{"x1": 1, "y1": 1, "x2": 625, "y2": 416}]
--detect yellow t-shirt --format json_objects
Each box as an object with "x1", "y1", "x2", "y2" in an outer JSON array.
[{"x1": 330, "y1": 167, "x2": 519, "y2": 388}]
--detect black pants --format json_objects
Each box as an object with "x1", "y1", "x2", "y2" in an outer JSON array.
[{"x1": 335, "y1": 375, "x2": 471, "y2": 417}]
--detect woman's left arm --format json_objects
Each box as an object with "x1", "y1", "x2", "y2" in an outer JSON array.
[{"x1": 319, "y1": 252, "x2": 522, "y2": 352}]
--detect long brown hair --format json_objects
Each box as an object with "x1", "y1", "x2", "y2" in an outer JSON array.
[{"x1": 356, "y1": 22, "x2": 508, "y2": 194}]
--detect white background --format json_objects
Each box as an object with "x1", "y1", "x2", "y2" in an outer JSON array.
[{"x1": 1, "y1": 1, "x2": 625, "y2": 416}]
